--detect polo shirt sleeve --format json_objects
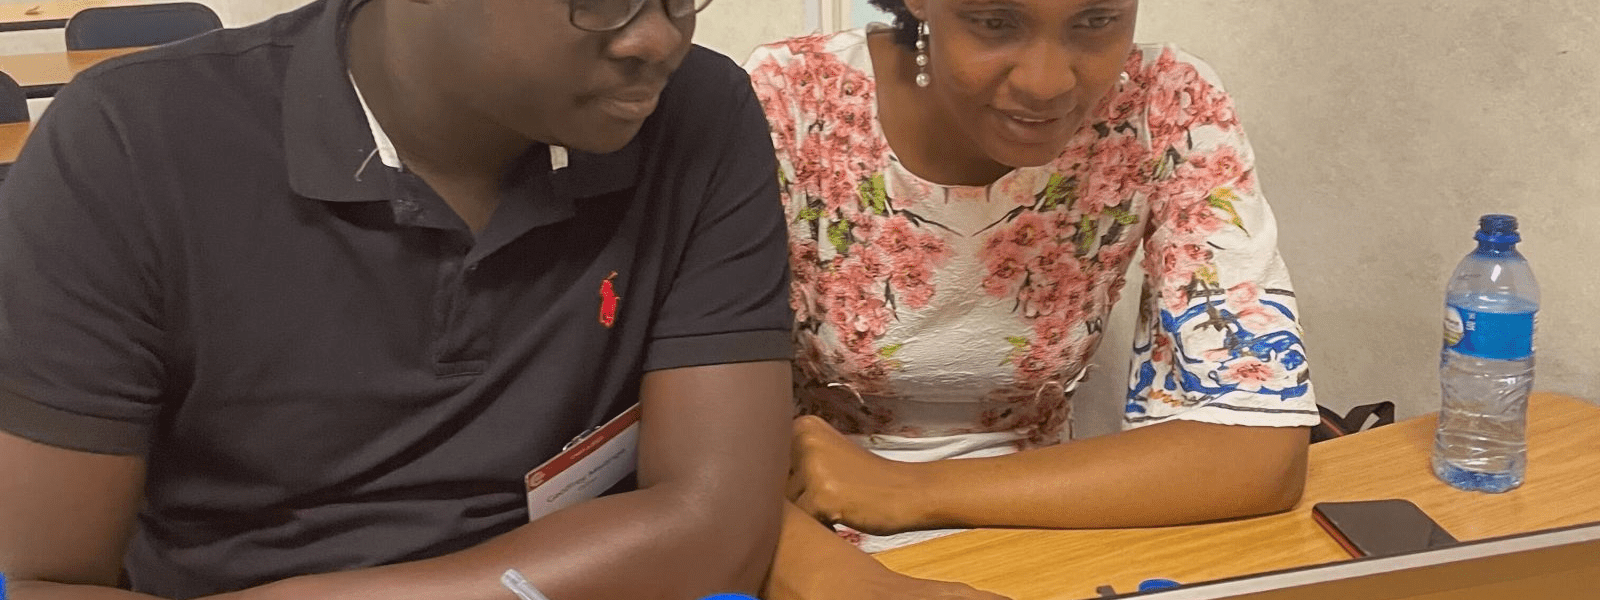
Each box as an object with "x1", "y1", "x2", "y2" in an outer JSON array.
[
  {"x1": 0, "y1": 76, "x2": 168, "y2": 455},
  {"x1": 641, "y1": 55, "x2": 793, "y2": 372}
]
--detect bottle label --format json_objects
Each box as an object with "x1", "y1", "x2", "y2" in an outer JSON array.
[{"x1": 1444, "y1": 305, "x2": 1536, "y2": 360}]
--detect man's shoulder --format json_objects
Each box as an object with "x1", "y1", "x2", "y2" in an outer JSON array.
[
  {"x1": 657, "y1": 45, "x2": 754, "y2": 116},
  {"x1": 63, "y1": 4, "x2": 319, "y2": 113}
]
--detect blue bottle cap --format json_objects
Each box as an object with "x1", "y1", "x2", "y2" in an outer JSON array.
[
  {"x1": 1138, "y1": 578, "x2": 1181, "y2": 592},
  {"x1": 1475, "y1": 214, "x2": 1520, "y2": 245}
]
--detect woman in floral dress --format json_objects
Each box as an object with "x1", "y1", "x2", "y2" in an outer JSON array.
[{"x1": 744, "y1": 0, "x2": 1319, "y2": 598}]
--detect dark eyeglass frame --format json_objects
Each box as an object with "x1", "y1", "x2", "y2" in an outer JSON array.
[{"x1": 570, "y1": 0, "x2": 714, "y2": 33}]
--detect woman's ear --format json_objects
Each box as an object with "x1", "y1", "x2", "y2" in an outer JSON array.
[{"x1": 903, "y1": 0, "x2": 930, "y2": 22}]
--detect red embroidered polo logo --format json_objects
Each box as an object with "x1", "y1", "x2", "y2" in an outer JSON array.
[{"x1": 598, "y1": 272, "x2": 621, "y2": 328}]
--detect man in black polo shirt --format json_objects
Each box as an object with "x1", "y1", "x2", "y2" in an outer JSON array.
[{"x1": 0, "y1": 0, "x2": 794, "y2": 598}]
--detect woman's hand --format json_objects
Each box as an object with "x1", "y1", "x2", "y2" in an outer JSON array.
[{"x1": 787, "y1": 415, "x2": 927, "y2": 535}]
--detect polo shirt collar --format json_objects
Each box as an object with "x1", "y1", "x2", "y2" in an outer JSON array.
[
  {"x1": 281, "y1": 0, "x2": 642, "y2": 205},
  {"x1": 282, "y1": 0, "x2": 390, "y2": 203}
]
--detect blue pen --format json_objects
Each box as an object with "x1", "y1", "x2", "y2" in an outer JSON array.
[{"x1": 500, "y1": 569, "x2": 550, "y2": 600}]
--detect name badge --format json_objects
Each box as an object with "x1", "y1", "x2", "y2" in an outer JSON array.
[{"x1": 524, "y1": 404, "x2": 640, "y2": 522}]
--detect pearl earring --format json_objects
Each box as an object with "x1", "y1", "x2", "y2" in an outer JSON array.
[{"x1": 914, "y1": 21, "x2": 930, "y2": 88}]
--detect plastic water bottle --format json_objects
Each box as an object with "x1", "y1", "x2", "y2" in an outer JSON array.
[{"x1": 1433, "y1": 214, "x2": 1538, "y2": 493}]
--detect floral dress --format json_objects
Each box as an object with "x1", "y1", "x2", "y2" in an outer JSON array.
[{"x1": 744, "y1": 28, "x2": 1319, "y2": 551}]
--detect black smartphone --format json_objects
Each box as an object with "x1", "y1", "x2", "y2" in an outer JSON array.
[{"x1": 1311, "y1": 499, "x2": 1458, "y2": 558}]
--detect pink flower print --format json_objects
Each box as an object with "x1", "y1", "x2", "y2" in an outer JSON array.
[
  {"x1": 818, "y1": 264, "x2": 886, "y2": 336},
  {"x1": 982, "y1": 228, "x2": 1015, "y2": 254},
  {"x1": 1224, "y1": 282, "x2": 1261, "y2": 310},
  {"x1": 1083, "y1": 133, "x2": 1149, "y2": 211},
  {"x1": 1033, "y1": 314, "x2": 1075, "y2": 351},
  {"x1": 916, "y1": 229, "x2": 951, "y2": 264},
  {"x1": 1009, "y1": 211, "x2": 1049, "y2": 247},
  {"x1": 1094, "y1": 80, "x2": 1145, "y2": 125},
  {"x1": 779, "y1": 34, "x2": 829, "y2": 56},
  {"x1": 1151, "y1": 331, "x2": 1173, "y2": 364},
  {"x1": 891, "y1": 263, "x2": 937, "y2": 308},
  {"x1": 1208, "y1": 96, "x2": 1240, "y2": 130},
  {"x1": 1095, "y1": 238, "x2": 1138, "y2": 271},
  {"x1": 1224, "y1": 283, "x2": 1282, "y2": 331},
  {"x1": 1049, "y1": 127, "x2": 1099, "y2": 173},
  {"x1": 1218, "y1": 357, "x2": 1281, "y2": 391},
  {"x1": 1027, "y1": 242, "x2": 1073, "y2": 279},
  {"x1": 849, "y1": 351, "x2": 897, "y2": 385},
  {"x1": 1167, "y1": 193, "x2": 1226, "y2": 238},
  {"x1": 1147, "y1": 48, "x2": 1215, "y2": 151},
  {"x1": 855, "y1": 245, "x2": 890, "y2": 280},
  {"x1": 1203, "y1": 346, "x2": 1234, "y2": 363},
  {"x1": 1154, "y1": 243, "x2": 1214, "y2": 312},
  {"x1": 1234, "y1": 304, "x2": 1285, "y2": 332},
  {"x1": 847, "y1": 210, "x2": 880, "y2": 242},
  {"x1": 1123, "y1": 47, "x2": 1151, "y2": 87},
  {"x1": 1049, "y1": 208, "x2": 1082, "y2": 237},
  {"x1": 1016, "y1": 346, "x2": 1059, "y2": 383},
  {"x1": 1159, "y1": 243, "x2": 1211, "y2": 285},
  {"x1": 1020, "y1": 276, "x2": 1090, "y2": 322},
  {"x1": 789, "y1": 242, "x2": 822, "y2": 320},
  {"x1": 1191, "y1": 145, "x2": 1250, "y2": 191},
  {"x1": 983, "y1": 255, "x2": 1027, "y2": 298},
  {"x1": 875, "y1": 216, "x2": 919, "y2": 256}
]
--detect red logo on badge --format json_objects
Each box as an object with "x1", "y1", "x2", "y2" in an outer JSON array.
[{"x1": 598, "y1": 271, "x2": 621, "y2": 328}]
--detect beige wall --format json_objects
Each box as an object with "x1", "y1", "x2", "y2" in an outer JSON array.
[
  {"x1": 1074, "y1": 0, "x2": 1600, "y2": 436},
  {"x1": 1129, "y1": 0, "x2": 1596, "y2": 417}
]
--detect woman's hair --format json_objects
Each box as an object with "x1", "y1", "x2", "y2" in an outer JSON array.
[{"x1": 867, "y1": 0, "x2": 920, "y2": 48}]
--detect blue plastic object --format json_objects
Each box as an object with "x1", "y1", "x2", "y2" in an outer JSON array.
[
  {"x1": 698, "y1": 595, "x2": 759, "y2": 600},
  {"x1": 1434, "y1": 214, "x2": 1538, "y2": 493},
  {"x1": 1138, "y1": 578, "x2": 1181, "y2": 592}
]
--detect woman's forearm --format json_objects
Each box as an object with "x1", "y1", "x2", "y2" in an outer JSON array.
[
  {"x1": 902, "y1": 421, "x2": 1309, "y2": 530},
  {"x1": 765, "y1": 502, "x2": 883, "y2": 600}
]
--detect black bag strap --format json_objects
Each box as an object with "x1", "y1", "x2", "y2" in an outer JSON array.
[{"x1": 1311, "y1": 401, "x2": 1396, "y2": 443}]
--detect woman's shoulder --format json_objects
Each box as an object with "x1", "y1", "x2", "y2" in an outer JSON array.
[
  {"x1": 742, "y1": 28, "x2": 876, "y2": 75},
  {"x1": 1125, "y1": 42, "x2": 1233, "y2": 91}
]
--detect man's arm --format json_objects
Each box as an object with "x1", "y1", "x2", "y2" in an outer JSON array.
[
  {"x1": 0, "y1": 432, "x2": 161, "y2": 600},
  {"x1": 5, "y1": 360, "x2": 791, "y2": 600},
  {"x1": 270, "y1": 360, "x2": 793, "y2": 600}
]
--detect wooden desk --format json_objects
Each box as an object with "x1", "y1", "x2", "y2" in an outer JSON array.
[
  {"x1": 0, "y1": 0, "x2": 146, "y2": 32},
  {"x1": 0, "y1": 121, "x2": 30, "y2": 170},
  {"x1": 877, "y1": 392, "x2": 1600, "y2": 600},
  {"x1": 0, "y1": 46, "x2": 145, "y2": 98}
]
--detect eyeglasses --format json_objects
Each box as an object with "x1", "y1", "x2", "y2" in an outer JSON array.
[{"x1": 570, "y1": 0, "x2": 714, "y2": 33}]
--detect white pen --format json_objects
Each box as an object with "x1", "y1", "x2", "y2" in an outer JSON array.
[{"x1": 500, "y1": 569, "x2": 551, "y2": 600}]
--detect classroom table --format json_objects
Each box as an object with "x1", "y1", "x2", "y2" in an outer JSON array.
[
  {"x1": 877, "y1": 392, "x2": 1600, "y2": 600},
  {"x1": 0, "y1": 0, "x2": 145, "y2": 32},
  {"x1": 0, "y1": 45, "x2": 144, "y2": 98},
  {"x1": 0, "y1": 120, "x2": 29, "y2": 163},
  {"x1": 0, "y1": 120, "x2": 29, "y2": 179}
]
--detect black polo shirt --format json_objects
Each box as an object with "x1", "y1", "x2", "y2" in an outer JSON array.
[{"x1": 0, "y1": 0, "x2": 791, "y2": 597}]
